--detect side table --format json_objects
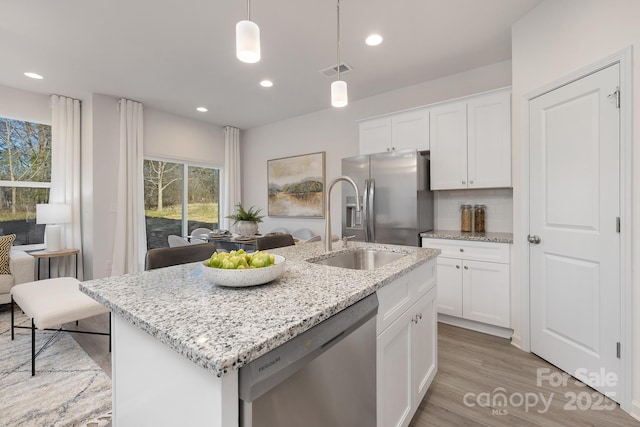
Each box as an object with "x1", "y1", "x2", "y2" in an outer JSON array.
[{"x1": 30, "y1": 248, "x2": 80, "y2": 280}]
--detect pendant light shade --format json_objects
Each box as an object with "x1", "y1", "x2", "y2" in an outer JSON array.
[
  {"x1": 331, "y1": 80, "x2": 348, "y2": 107},
  {"x1": 236, "y1": 20, "x2": 260, "y2": 63},
  {"x1": 236, "y1": 0, "x2": 260, "y2": 63},
  {"x1": 332, "y1": 0, "x2": 348, "y2": 108}
]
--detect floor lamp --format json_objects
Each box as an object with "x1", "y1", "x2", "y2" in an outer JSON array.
[{"x1": 36, "y1": 204, "x2": 71, "y2": 252}]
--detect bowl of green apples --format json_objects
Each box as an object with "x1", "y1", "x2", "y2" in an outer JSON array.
[{"x1": 201, "y1": 249, "x2": 286, "y2": 287}]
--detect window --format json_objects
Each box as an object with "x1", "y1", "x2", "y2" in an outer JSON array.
[
  {"x1": 0, "y1": 117, "x2": 51, "y2": 248},
  {"x1": 144, "y1": 159, "x2": 220, "y2": 249}
]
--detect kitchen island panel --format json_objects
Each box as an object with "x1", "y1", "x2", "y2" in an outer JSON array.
[{"x1": 113, "y1": 314, "x2": 238, "y2": 427}]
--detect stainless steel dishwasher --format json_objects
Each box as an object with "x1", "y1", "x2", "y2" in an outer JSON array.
[{"x1": 239, "y1": 293, "x2": 378, "y2": 427}]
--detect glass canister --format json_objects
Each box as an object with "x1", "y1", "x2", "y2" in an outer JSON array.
[
  {"x1": 474, "y1": 204, "x2": 486, "y2": 233},
  {"x1": 460, "y1": 204, "x2": 472, "y2": 232}
]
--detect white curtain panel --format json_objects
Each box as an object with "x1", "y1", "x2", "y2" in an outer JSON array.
[
  {"x1": 222, "y1": 126, "x2": 241, "y2": 232},
  {"x1": 49, "y1": 95, "x2": 83, "y2": 279},
  {"x1": 111, "y1": 99, "x2": 146, "y2": 275}
]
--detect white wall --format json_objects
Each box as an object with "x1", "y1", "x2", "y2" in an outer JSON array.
[
  {"x1": 512, "y1": 0, "x2": 640, "y2": 417},
  {"x1": 145, "y1": 108, "x2": 225, "y2": 167},
  {"x1": 242, "y1": 61, "x2": 513, "y2": 238},
  {"x1": 0, "y1": 84, "x2": 50, "y2": 124},
  {"x1": 434, "y1": 189, "x2": 513, "y2": 233}
]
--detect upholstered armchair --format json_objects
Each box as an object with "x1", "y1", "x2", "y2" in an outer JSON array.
[{"x1": 0, "y1": 249, "x2": 35, "y2": 305}]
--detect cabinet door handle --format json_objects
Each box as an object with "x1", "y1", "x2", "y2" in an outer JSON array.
[
  {"x1": 464, "y1": 265, "x2": 469, "y2": 270},
  {"x1": 456, "y1": 265, "x2": 460, "y2": 269},
  {"x1": 462, "y1": 180, "x2": 466, "y2": 184},
  {"x1": 459, "y1": 248, "x2": 464, "y2": 252},
  {"x1": 469, "y1": 180, "x2": 474, "y2": 184}
]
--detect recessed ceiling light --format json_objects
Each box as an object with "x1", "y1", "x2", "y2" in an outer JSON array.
[
  {"x1": 196, "y1": 107, "x2": 208, "y2": 112},
  {"x1": 365, "y1": 34, "x2": 383, "y2": 46},
  {"x1": 260, "y1": 80, "x2": 273, "y2": 88},
  {"x1": 24, "y1": 72, "x2": 44, "y2": 80}
]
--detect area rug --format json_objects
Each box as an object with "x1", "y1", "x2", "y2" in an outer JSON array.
[{"x1": 0, "y1": 308, "x2": 112, "y2": 426}]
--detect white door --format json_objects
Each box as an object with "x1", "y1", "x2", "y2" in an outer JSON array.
[{"x1": 529, "y1": 64, "x2": 621, "y2": 401}]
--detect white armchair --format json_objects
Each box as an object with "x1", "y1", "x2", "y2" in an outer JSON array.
[{"x1": 0, "y1": 249, "x2": 35, "y2": 305}]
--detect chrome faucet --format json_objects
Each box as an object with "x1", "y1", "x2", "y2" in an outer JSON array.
[{"x1": 325, "y1": 176, "x2": 361, "y2": 252}]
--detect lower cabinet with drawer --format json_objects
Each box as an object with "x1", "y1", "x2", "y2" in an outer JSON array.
[
  {"x1": 376, "y1": 259, "x2": 437, "y2": 427},
  {"x1": 422, "y1": 238, "x2": 510, "y2": 330}
]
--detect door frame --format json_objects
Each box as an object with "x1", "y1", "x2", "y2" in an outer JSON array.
[{"x1": 517, "y1": 47, "x2": 633, "y2": 412}]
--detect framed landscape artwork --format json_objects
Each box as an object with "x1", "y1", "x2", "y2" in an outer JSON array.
[{"x1": 267, "y1": 152, "x2": 325, "y2": 218}]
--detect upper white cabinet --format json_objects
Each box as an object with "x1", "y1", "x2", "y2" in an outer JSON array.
[
  {"x1": 358, "y1": 108, "x2": 429, "y2": 155},
  {"x1": 359, "y1": 117, "x2": 393, "y2": 155},
  {"x1": 430, "y1": 90, "x2": 511, "y2": 190}
]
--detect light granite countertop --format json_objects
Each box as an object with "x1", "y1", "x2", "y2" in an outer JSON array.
[
  {"x1": 420, "y1": 230, "x2": 514, "y2": 244},
  {"x1": 80, "y1": 241, "x2": 438, "y2": 378}
]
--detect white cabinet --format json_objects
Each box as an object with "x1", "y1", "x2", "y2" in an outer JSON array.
[
  {"x1": 359, "y1": 117, "x2": 392, "y2": 155},
  {"x1": 359, "y1": 108, "x2": 429, "y2": 155},
  {"x1": 430, "y1": 90, "x2": 511, "y2": 190},
  {"x1": 422, "y1": 238, "x2": 510, "y2": 328},
  {"x1": 376, "y1": 260, "x2": 437, "y2": 427}
]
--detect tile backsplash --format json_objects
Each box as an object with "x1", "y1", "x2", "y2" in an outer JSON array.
[{"x1": 433, "y1": 188, "x2": 513, "y2": 233}]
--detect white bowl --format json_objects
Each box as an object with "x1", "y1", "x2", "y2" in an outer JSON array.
[{"x1": 200, "y1": 255, "x2": 286, "y2": 287}]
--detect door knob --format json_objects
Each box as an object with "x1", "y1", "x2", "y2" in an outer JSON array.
[{"x1": 527, "y1": 235, "x2": 541, "y2": 244}]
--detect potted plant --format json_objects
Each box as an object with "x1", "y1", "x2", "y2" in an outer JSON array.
[{"x1": 226, "y1": 203, "x2": 264, "y2": 236}]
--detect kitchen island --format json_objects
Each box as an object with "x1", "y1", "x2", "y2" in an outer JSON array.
[{"x1": 80, "y1": 241, "x2": 439, "y2": 426}]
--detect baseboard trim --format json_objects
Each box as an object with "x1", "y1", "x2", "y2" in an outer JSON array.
[
  {"x1": 437, "y1": 314, "x2": 513, "y2": 339},
  {"x1": 630, "y1": 399, "x2": 640, "y2": 421},
  {"x1": 510, "y1": 332, "x2": 523, "y2": 350}
]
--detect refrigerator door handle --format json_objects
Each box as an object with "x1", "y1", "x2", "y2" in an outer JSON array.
[
  {"x1": 368, "y1": 178, "x2": 375, "y2": 242},
  {"x1": 362, "y1": 179, "x2": 370, "y2": 242}
]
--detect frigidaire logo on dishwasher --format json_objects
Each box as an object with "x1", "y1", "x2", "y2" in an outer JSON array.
[{"x1": 259, "y1": 356, "x2": 280, "y2": 372}]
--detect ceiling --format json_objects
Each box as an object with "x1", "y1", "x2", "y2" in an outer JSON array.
[{"x1": 0, "y1": 0, "x2": 541, "y2": 129}]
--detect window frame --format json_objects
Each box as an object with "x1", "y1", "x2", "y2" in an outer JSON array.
[
  {"x1": 143, "y1": 155, "x2": 222, "y2": 242},
  {"x1": 0, "y1": 116, "x2": 52, "y2": 251}
]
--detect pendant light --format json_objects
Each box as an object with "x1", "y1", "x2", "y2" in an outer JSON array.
[
  {"x1": 331, "y1": 0, "x2": 348, "y2": 107},
  {"x1": 236, "y1": 0, "x2": 261, "y2": 63}
]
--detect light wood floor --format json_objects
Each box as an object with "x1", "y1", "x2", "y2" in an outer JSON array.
[
  {"x1": 55, "y1": 313, "x2": 640, "y2": 426},
  {"x1": 410, "y1": 323, "x2": 639, "y2": 426}
]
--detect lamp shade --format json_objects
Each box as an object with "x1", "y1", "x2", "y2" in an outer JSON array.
[
  {"x1": 331, "y1": 80, "x2": 348, "y2": 108},
  {"x1": 236, "y1": 20, "x2": 261, "y2": 63},
  {"x1": 36, "y1": 204, "x2": 71, "y2": 225}
]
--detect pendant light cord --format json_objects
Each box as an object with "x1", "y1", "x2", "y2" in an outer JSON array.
[
  {"x1": 336, "y1": 0, "x2": 341, "y2": 81},
  {"x1": 247, "y1": 0, "x2": 251, "y2": 20}
]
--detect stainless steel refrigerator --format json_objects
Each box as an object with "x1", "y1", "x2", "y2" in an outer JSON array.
[{"x1": 342, "y1": 150, "x2": 433, "y2": 247}]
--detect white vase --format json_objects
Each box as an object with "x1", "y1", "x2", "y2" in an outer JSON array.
[{"x1": 236, "y1": 221, "x2": 258, "y2": 236}]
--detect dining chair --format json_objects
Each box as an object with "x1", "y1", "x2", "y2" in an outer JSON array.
[
  {"x1": 302, "y1": 235, "x2": 321, "y2": 244},
  {"x1": 292, "y1": 228, "x2": 315, "y2": 241},
  {"x1": 145, "y1": 243, "x2": 216, "y2": 271},
  {"x1": 255, "y1": 234, "x2": 295, "y2": 251},
  {"x1": 167, "y1": 235, "x2": 190, "y2": 247},
  {"x1": 190, "y1": 227, "x2": 213, "y2": 241}
]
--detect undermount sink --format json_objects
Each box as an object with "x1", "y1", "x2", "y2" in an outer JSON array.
[{"x1": 312, "y1": 248, "x2": 406, "y2": 270}]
